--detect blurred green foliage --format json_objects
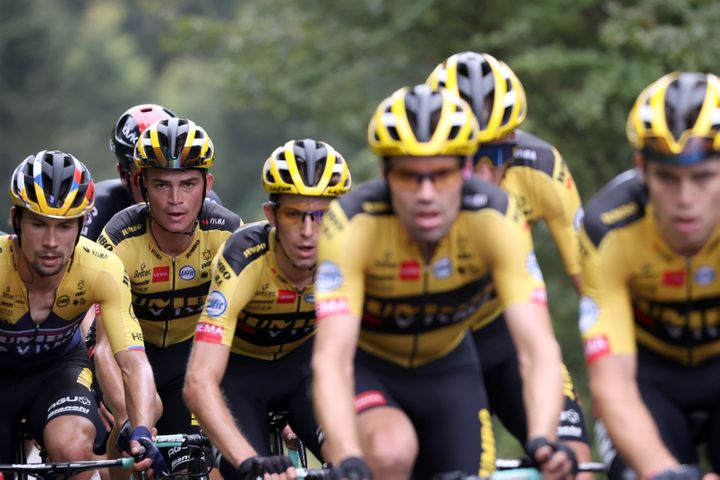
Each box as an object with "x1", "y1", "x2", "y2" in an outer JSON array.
[{"x1": 3, "y1": 0, "x2": 719, "y2": 456}]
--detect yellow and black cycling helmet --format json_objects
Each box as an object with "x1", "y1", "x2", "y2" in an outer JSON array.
[
  {"x1": 263, "y1": 139, "x2": 352, "y2": 197},
  {"x1": 427, "y1": 52, "x2": 527, "y2": 142},
  {"x1": 134, "y1": 118, "x2": 214, "y2": 169},
  {"x1": 10, "y1": 150, "x2": 95, "y2": 219},
  {"x1": 627, "y1": 72, "x2": 720, "y2": 164},
  {"x1": 368, "y1": 84, "x2": 480, "y2": 157}
]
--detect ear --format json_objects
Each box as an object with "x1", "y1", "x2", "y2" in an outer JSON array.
[
  {"x1": 205, "y1": 172, "x2": 215, "y2": 194},
  {"x1": 634, "y1": 151, "x2": 646, "y2": 172},
  {"x1": 263, "y1": 202, "x2": 277, "y2": 227}
]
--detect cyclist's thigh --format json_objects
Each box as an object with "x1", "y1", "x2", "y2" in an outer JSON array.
[
  {"x1": 283, "y1": 344, "x2": 322, "y2": 458},
  {"x1": 27, "y1": 350, "x2": 100, "y2": 452},
  {"x1": 146, "y1": 339, "x2": 196, "y2": 434},
  {"x1": 221, "y1": 355, "x2": 274, "y2": 456},
  {"x1": 638, "y1": 378, "x2": 696, "y2": 464},
  {"x1": 0, "y1": 373, "x2": 27, "y2": 462},
  {"x1": 557, "y1": 364, "x2": 590, "y2": 444}
]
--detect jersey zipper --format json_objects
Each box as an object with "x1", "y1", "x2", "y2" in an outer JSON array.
[
  {"x1": 685, "y1": 257, "x2": 693, "y2": 365},
  {"x1": 161, "y1": 256, "x2": 177, "y2": 348},
  {"x1": 409, "y1": 264, "x2": 429, "y2": 368}
]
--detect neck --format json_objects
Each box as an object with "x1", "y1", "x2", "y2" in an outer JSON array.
[
  {"x1": 418, "y1": 241, "x2": 438, "y2": 264},
  {"x1": 274, "y1": 244, "x2": 315, "y2": 291},
  {"x1": 149, "y1": 219, "x2": 196, "y2": 257}
]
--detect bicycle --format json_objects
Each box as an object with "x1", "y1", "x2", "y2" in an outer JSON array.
[{"x1": 268, "y1": 409, "x2": 309, "y2": 469}]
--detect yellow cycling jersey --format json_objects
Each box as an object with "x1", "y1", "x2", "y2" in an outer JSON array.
[
  {"x1": 580, "y1": 169, "x2": 720, "y2": 366},
  {"x1": 471, "y1": 131, "x2": 582, "y2": 332},
  {"x1": 315, "y1": 177, "x2": 547, "y2": 368},
  {"x1": 502, "y1": 131, "x2": 583, "y2": 277},
  {"x1": 0, "y1": 235, "x2": 144, "y2": 369},
  {"x1": 194, "y1": 221, "x2": 316, "y2": 361},
  {"x1": 97, "y1": 200, "x2": 241, "y2": 348}
]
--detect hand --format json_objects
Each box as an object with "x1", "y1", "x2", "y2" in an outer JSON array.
[
  {"x1": 650, "y1": 465, "x2": 702, "y2": 480},
  {"x1": 330, "y1": 456, "x2": 372, "y2": 480},
  {"x1": 526, "y1": 436, "x2": 577, "y2": 480},
  {"x1": 236, "y1": 455, "x2": 296, "y2": 480},
  {"x1": 130, "y1": 425, "x2": 169, "y2": 478}
]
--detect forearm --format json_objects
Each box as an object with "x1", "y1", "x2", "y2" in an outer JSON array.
[
  {"x1": 183, "y1": 374, "x2": 256, "y2": 468},
  {"x1": 591, "y1": 377, "x2": 677, "y2": 475},
  {"x1": 95, "y1": 339, "x2": 128, "y2": 421},
  {"x1": 117, "y1": 351, "x2": 161, "y2": 429},
  {"x1": 519, "y1": 340, "x2": 564, "y2": 440},
  {"x1": 312, "y1": 353, "x2": 362, "y2": 463}
]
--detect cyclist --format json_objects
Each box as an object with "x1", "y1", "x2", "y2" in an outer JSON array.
[
  {"x1": 312, "y1": 84, "x2": 576, "y2": 479},
  {"x1": 0, "y1": 151, "x2": 163, "y2": 477},
  {"x1": 82, "y1": 103, "x2": 222, "y2": 241},
  {"x1": 580, "y1": 72, "x2": 720, "y2": 479},
  {"x1": 184, "y1": 138, "x2": 352, "y2": 480},
  {"x1": 95, "y1": 118, "x2": 241, "y2": 474},
  {"x1": 427, "y1": 51, "x2": 592, "y2": 470}
]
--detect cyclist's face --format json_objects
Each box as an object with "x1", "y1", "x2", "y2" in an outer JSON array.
[
  {"x1": 265, "y1": 195, "x2": 333, "y2": 271},
  {"x1": 16, "y1": 209, "x2": 79, "y2": 277},
  {"x1": 386, "y1": 155, "x2": 464, "y2": 248},
  {"x1": 643, "y1": 156, "x2": 720, "y2": 256},
  {"x1": 143, "y1": 169, "x2": 210, "y2": 233},
  {"x1": 472, "y1": 142, "x2": 513, "y2": 185}
]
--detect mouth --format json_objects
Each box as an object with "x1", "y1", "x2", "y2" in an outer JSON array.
[
  {"x1": 38, "y1": 253, "x2": 61, "y2": 267},
  {"x1": 672, "y1": 216, "x2": 699, "y2": 233},
  {"x1": 295, "y1": 245, "x2": 316, "y2": 260},
  {"x1": 415, "y1": 210, "x2": 442, "y2": 230}
]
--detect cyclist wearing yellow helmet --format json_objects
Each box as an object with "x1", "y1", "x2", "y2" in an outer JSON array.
[
  {"x1": 95, "y1": 118, "x2": 241, "y2": 475},
  {"x1": 428, "y1": 51, "x2": 592, "y2": 473},
  {"x1": 312, "y1": 84, "x2": 574, "y2": 479},
  {"x1": 0, "y1": 151, "x2": 162, "y2": 477},
  {"x1": 184, "y1": 138, "x2": 351, "y2": 480},
  {"x1": 580, "y1": 72, "x2": 720, "y2": 480}
]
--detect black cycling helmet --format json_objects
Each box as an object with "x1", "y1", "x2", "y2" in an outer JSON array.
[{"x1": 110, "y1": 104, "x2": 177, "y2": 169}]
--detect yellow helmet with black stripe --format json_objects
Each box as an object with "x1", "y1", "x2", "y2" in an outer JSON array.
[
  {"x1": 627, "y1": 72, "x2": 720, "y2": 164},
  {"x1": 427, "y1": 52, "x2": 527, "y2": 142},
  {"x1": 9, "y1": 150, "x2": 95, "y2": 219},
  {"x1": 262, "y1": 139, "x2": 352, "y2": 197},
  {"x1": 134, "y1": 118, "x2": 214, "y2": 169},
  {"x1": 368, "y1": 84, "x2": 480, "y2": 157}
]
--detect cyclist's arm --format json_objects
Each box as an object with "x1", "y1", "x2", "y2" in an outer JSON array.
[
  {"x1": 184, "y1": 340, "x2": 257, "y2": 467},
  {"x1": 589, "y1": 354, "x2": 678, "y2": 476},
  {"x1": 311, "y1": 309, "x2": 363, "y2": 463},
  {"x1": 504, "y1": 302, "x2": 564, "y2": 440},
  {"x1": 115, "y1": 348, "x2": 160, "y2": 434},
  {"x1": 93, "y1": 315, "x2": 128, "y2": 423}
]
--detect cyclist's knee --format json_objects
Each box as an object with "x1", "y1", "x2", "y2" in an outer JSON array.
[
  {"x1": 360, "y1": 419, "x2": 418, "y2": 477},
  {"x1": 44, "y1": 416, "x2": 96, "y2": 461}
]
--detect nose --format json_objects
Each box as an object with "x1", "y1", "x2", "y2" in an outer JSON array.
[
  {"x1": 416, "y1": 175, "x2": 436, "y2": 200},
  {"x1": 474, "y1": 161, "x2": 495, "y2": 183},
  {"x1": 169, "y1": 185, "x2": 182, "y2": 204},
  {"x1": 300, "y1": 214, "x2": 315, "y2": 237},
  {"x1": 678, "y1": 178, "x2": 695, "y2": 207},
  {"x1": 44, "y1": 226, "x2": 59, "y2": 248}
]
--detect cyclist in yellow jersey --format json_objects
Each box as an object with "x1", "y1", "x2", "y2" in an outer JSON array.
[
  {"x1": 427, "y1": 51, "x2": 592, "y2": 472},
  {"x1": 580, "y1": 72, "x2": 720, "y2": 480},
  {"x1": 184, "y1": 138, "x2": 352, "y2": 480},
  {"x1": 312, "y1": 84, "x2": 575, "y2": 479},
  {"x1": 0, "y1": 151, "x2": 163, "y2": 477},
  {"x1": 95, "y1": 118, "x2": 241, "y2": 474}
]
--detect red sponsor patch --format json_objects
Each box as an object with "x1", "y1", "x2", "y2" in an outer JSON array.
[
  {"x1": 531, "y1": 287, "x2": 547, "y2": 305},
  {"x1": 583, "y1": 335, "x2": 610, "y2": 364},
  {"x1": 399, "y1": 260, "x2": 421, "y2": 280},
  {"x1": 354, "y1": 390, "x2": 388, "y2": 413},
  {"x1": 316, "y1": 298, "x2": 350, "y2": 319},
  {"x1": 663, "y1": 270, "x2": 685, "y2": 286},
  {"x1": 277, "y1": 289, "x2": 297, "y2": 304},
  {"x1": 194, "y1": 322, "x2": 224, "y2": 343},
  {"x1": 152, "y1": 266, "x2": 170, "y2": 283}
]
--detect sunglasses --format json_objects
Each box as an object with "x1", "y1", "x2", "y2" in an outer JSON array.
[
  {"x1": 472, "y1": 143, "x2": 515, "y2": 167},
  {"x1": 274, "y1": 205, "x2": 328, "y2": 225}
]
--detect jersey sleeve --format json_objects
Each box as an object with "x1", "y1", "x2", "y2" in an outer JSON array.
[
  {"x1": 93, "y1": 254, "x2": 145, "y2": 354},
  {"x1": 194, "y1": 244, "x2": 261, "y2": 346},
  {"x1": 536, "y1": 149, "x2": 583, "y2": 276},
  {"x1": 578, "y1": 227, "x2": 635, "y2": 363},
  {"x1": 472, "y1": 198, "x2": 547, "y2": 308},
  {"x1": 314, "y1": 200, "x2": 372, "y2": 319}
]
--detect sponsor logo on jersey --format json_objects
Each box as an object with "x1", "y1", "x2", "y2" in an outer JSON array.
[
  {"x1": 134, "y1": 262, "x2": 151, "y2": 279},
  {"x1": 179, "y1": 265, "x2": 196, "y2": 281},
  {"x1": 56, "y1": 295, "x2": 70, "y2": 307},
  {"x1": 76, "y1": 368, "x2": 93, "y2": 390},
  {"x1": 695, "y1": 266, "x2": 715, "y2": 286},
  {"x1": 578, "y1": 296, "x2": 599, "y2": 333},
  {"x1": 573, "y1": 207, "x2": 584, "y2": 231},
  {"x1": 304, "y1": 292, "x2": 315, "y2": 304},
  {"x1": 277, "y1": 289, "x2": 297, "y2": 304},
  {"x1": 600, "y1": 202, "x2": 639, "y2": 225},
  {"x1": 662, "y1": 270, "x2": 685, "y2": 286},
  {"x1": 201, "y1": 217, "x2": 226, "y2": 226},
  {"x1": 315, "y1": 297, "x2": 350, "y2": 319},
  {"x1": 195, "y1": 322, "x2": 224, "y2": 343},
  {"x1": 205, "y1": 290, "x2": 227, "y2": 317},
  {"x1": 152, "y1": 266, "x2": 170, "y2": 283},
  {"x1": 583, "y1": 335, "x2": 610, "y2": 363},
  {"x1": 399, "y1": 260, "x2": 421, "y2": 281},
  {"x1": 433, "y1": 257, "x2": 452, "y2": 279},
  {"x1": 462, "y1": 193, "x2": 489, "y2": 209},
  {"x1": 316, "y1": 261, "x2": 343, "y2": 292},
  {"x1": 243, "y1": 242, "x2": 267, "y2": 259}
]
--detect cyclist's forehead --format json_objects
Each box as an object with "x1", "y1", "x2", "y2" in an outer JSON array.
[
  {"x1": 387, "y1": 155, "x2": 461, "y2": 173},
  {"x1": 275, "y1": 194, "x2": 332, "y2": 210}
]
